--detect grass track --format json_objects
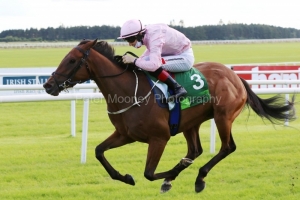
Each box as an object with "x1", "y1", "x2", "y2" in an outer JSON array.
[
  {"x1": 0, "y1": 42, "x2": 300, "y2": 67},
  {"x1": 0, "y1": 42, "x2": 300, "y2": 199},
  {"x1": 0, "y1": 100, "x2": 299, "y2": 200}
]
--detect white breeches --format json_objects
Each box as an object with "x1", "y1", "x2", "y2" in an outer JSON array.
[
  {"x1": 161, "y1": 48, "x2": 195, "y2": 72},
  {"x1": 140, "y1": 48, "x2": 195, "y2": 72}
]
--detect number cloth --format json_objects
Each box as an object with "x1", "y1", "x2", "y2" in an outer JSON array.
[
  {"x1": 146, "y1": 67, "x2": 210, "y2": 110},
  {"x1": 174, "y1": 67, "x2": 210, "y2": 109}
]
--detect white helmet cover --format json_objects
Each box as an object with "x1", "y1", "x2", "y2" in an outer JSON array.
[{"x1": 118, "y1": 19, "x2": 145, "y2": 39}]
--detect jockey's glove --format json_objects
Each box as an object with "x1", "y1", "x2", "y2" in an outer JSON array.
[{"x1": 122, "y1": 54, "x2": 136, "y2": 64}]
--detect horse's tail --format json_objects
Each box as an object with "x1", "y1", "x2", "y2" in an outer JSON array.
[{"x1": 240, "y1": 77, "x2": 296, "y2": 124}]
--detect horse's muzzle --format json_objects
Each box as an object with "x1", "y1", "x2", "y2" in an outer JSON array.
[{"x1": 43, "y1": 82, "x2": 59, "y2": 96}]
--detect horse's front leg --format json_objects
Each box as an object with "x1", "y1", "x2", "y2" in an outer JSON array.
[
  {"x1": 143, "y1": 137, "x2": 188, "y2": 190},
  {"x1": 95, "y1": 131, "x2": 135, "y2": 185},
  {"x1": 143, "y1": 138, "x2": 169, "y2": 182},
  {"x1": 161, "y1": 126, "x2": 203, "y2": 193}
]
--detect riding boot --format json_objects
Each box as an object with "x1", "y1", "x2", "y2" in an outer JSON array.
[{"x1": 150, "y1": 67, "x2": 187, "y2": 102}]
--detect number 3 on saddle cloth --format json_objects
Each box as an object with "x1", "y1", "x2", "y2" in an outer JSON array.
[{"x1": 144, "y1": 67, "x2": 210, "y2": 136}]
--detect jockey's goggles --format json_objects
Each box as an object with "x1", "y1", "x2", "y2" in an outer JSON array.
[{"x1": 124, "y1": 36, "x2": 136, "y2": 43}]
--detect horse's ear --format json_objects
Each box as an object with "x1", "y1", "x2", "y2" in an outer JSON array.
[{"x1": 92, "y1": 38, "x2": 98, "y2": 47}]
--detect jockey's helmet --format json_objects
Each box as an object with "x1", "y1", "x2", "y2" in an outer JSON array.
[{"x1": 117, "y1": 19, "x2": 145, "y2": 40}]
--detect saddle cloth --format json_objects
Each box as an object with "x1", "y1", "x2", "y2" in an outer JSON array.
[{"x1": 145, "y1": 67, "x2": 210, "y2": 136}]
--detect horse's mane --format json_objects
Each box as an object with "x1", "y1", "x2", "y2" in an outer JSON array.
[
  {"x1": 78, "y1": 39, "x2": 137, "y2": 69},
  {"x1": 93, "y1": 41, "x2": 116, "y2": 61}
]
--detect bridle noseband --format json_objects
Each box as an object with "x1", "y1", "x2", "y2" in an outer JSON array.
[{"x1": 52, "y1": 46, "x2": 92, "y2": 91}]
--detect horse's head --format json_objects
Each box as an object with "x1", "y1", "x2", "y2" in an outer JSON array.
[{"x1": 43, "y1": 39, "x2": 97, "y2": 96}]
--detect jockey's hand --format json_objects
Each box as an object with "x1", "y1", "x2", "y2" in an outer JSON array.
[{"x1": 122, "y1": 54, "x2": 136, "y2": 64}]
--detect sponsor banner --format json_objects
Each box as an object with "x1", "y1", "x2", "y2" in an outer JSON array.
[
  {"x1": 3, "y1": 76, "x2": 49, "y2": 85},
  {"x1": 232, "y1": 65, "x2": 300, "y2": 88},
  {"x1": 0, "y1": 68, "x2": 93, "y2": 95}
]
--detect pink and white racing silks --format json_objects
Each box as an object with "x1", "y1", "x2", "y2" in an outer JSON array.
[{"x1": 134, "y1": 23, "x2": 194, "y2": 72}]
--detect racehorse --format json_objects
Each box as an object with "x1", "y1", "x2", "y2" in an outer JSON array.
[{"x1": 43, "y1": 39, "x2": 295, "y2": 193}]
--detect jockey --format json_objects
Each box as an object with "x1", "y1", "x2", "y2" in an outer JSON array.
[{"x1": 118, "y1": 19, "x2": 195, "y2": 102}]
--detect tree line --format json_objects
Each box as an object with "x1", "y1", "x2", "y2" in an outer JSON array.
[{"x1": 0, "y1": 24, "x2": 299, "y2": 42}]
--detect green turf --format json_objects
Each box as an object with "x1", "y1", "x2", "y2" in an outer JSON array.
[
  {"x1": 0, "y1": 42, "x2": 299, "y2": 68},
  {"x1": 0, "y1": 42, "x2": 300, "y2": 199},
  {"x1": 0, "y1": 99, "x2": 299, "y2": 200}
]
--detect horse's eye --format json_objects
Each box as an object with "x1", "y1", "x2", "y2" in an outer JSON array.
[{"x1": 69, "y1": 59, "x2": 76, "y2": 64}]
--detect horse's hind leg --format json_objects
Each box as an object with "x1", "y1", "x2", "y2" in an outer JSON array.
[
  {"x1": 161, "y1": 125, "x2": 203, "y2": 193},
  {"x1": 195, "y1": 119, "x2": 236, "y2": 193},
  {"x1": 95, "y1": 130, "x2": 135, "y2": 185}
]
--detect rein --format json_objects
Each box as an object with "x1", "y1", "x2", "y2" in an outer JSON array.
[
  {"x1": 105, "y1": 52, "x2": 159, "y2": 114},
  {"x1": 95, "y1": 51, "x2": 138, "y2": 79},
  {"x1": 95, "y1": 65, "x2": 129, "y2": 79}
]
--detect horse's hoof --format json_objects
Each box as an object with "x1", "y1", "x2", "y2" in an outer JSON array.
[
  {"x1": 124, "y1": 174, "x2": 135, "y2": 186},
  {"x1": 160, "y1": 180, "x2": 172, "y2": 193},
  {"x1": 195, "y1": 181, "x2": 206, "y2": 193}
]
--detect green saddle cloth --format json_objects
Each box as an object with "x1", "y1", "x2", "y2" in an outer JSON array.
[
  {"x1": 146, "y1": 67, "x2": 210, "y2": 110},
  {"x1": 174, "y1": 67, "x2": 210, "y2": 109}
]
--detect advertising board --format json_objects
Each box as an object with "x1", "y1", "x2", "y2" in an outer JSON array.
[
  {"x1": 232, "y1": 65, "x2": 300, "y2": 89},
  {"x1": 0, "y1": 67, "x2": 92, "y2": 95}
]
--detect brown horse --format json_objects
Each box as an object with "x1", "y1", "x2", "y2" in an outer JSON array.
[{"x1": 43, "y1": 39, "x2": 295, "y2": 193}]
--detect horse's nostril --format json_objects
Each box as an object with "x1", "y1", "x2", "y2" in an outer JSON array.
[{"x1": 43, "y1": 83, "x2": 52, "y2": 89}]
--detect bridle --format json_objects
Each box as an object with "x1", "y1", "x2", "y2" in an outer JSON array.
[
  {"x1": 52, "y1": 46, "x2": 92, "y2": 91},
  {"x1": 51, "y1": 43, "x2": 156, "y2": 115},
  {"x1": 51, "y1": 45, "x2": 133, "y2": 92}
]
